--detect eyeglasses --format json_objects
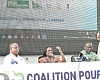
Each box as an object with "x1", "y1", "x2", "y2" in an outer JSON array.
[{"x1": 11, "y1": 47, "x2": 20, "y2": 49}]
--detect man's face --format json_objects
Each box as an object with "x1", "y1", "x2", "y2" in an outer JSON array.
[
  {"x1": 46, "y1": 47, "x2": 53, "y2": 57},
  {"x1": 85, "y1": 43, "x2": 93, "y2": 53},
  {"x1": 10, "y1": 43, "x2": 19, "y2": 55}
]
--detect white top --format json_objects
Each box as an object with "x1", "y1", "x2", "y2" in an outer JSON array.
[{"x1": 3, "y1": 53, "x2": 26, "y2": 65}]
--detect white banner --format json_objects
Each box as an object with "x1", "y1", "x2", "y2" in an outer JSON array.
[{"x1": 0, "y1": 62, "x2": 100, "y2": 80}]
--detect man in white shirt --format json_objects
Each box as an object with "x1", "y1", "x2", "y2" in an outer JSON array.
[{"x1": 3, "y1": 43, "x2": 26, "y2": 65}]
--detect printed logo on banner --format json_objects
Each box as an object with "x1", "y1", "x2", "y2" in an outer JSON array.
[{"x1": 3, "y1": 71, "x2": 24, "y2": 80}]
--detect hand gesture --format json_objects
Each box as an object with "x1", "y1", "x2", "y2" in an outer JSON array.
[
  {"x1": 54, "y1": 56, "x2": 62, "y2": 62},
  {"x1": 56, "y1": 46, "x2": 61, "y2": 51},
  {"x1": 56, "y1": 46, "x2": 63, "y2": 54}
]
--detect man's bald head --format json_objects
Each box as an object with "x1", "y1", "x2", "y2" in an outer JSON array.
[
  {"x1": 9, "y1": 43, "x2": 19, "y2": 55},
  {"x1": 84, "y1": 42, "x2": 93, "y2": 53}
]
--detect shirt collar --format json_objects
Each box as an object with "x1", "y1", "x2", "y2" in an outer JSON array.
[{"x1": 9, "y1": 53, "x2": 19, "y2": 57}]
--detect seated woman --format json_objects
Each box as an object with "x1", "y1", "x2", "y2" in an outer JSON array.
[{"x1": 38, "y1": 46, "x2": 66, "y2": 63}]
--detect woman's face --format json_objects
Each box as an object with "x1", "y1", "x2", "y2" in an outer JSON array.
[{"x1": 46, "y1": 47, "x2": 53, "y2": 57}]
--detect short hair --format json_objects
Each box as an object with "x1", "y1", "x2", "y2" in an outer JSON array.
[
  {"x1": 85, "y1": 42, "x2": 92, "y2": 46},
  {"x1": 9, "y1": 43, "x2": 18, "y2": 49}
]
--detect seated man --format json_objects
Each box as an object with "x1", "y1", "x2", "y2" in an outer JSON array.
[
  {"x1": 3, "y1": 43, "x2": 26, "y2": 65},
  {"x1": 80, "y1": 42, "x2": 100, "y2": 61}
]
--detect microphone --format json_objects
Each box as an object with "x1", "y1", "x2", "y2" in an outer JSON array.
[
  {"x1": 77, "y1": 52, "x2": 83, "y2": 62},
  {"x1": 51, "y1": 54, "x2": 55, "y2": 58},
  {"x1": 78, "y1": 52, "x2": 83, "y2": 57}
]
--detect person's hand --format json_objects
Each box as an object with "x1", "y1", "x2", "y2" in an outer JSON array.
[
  {"x1": 56, "y1": 46, "x2": 62, "y2": 52},
  {"x1": 54, "y1": 56, "x2": 62, "y2": 63},
  {"x1": 38, "y1": 58, "x2": 47, "y2": 63},
  {"x1": 56, "y1": 46, "x2": 61, "y2": 51},
  {"x1": 56, "y1": 46, "x2": 63, "y2": 55}
]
